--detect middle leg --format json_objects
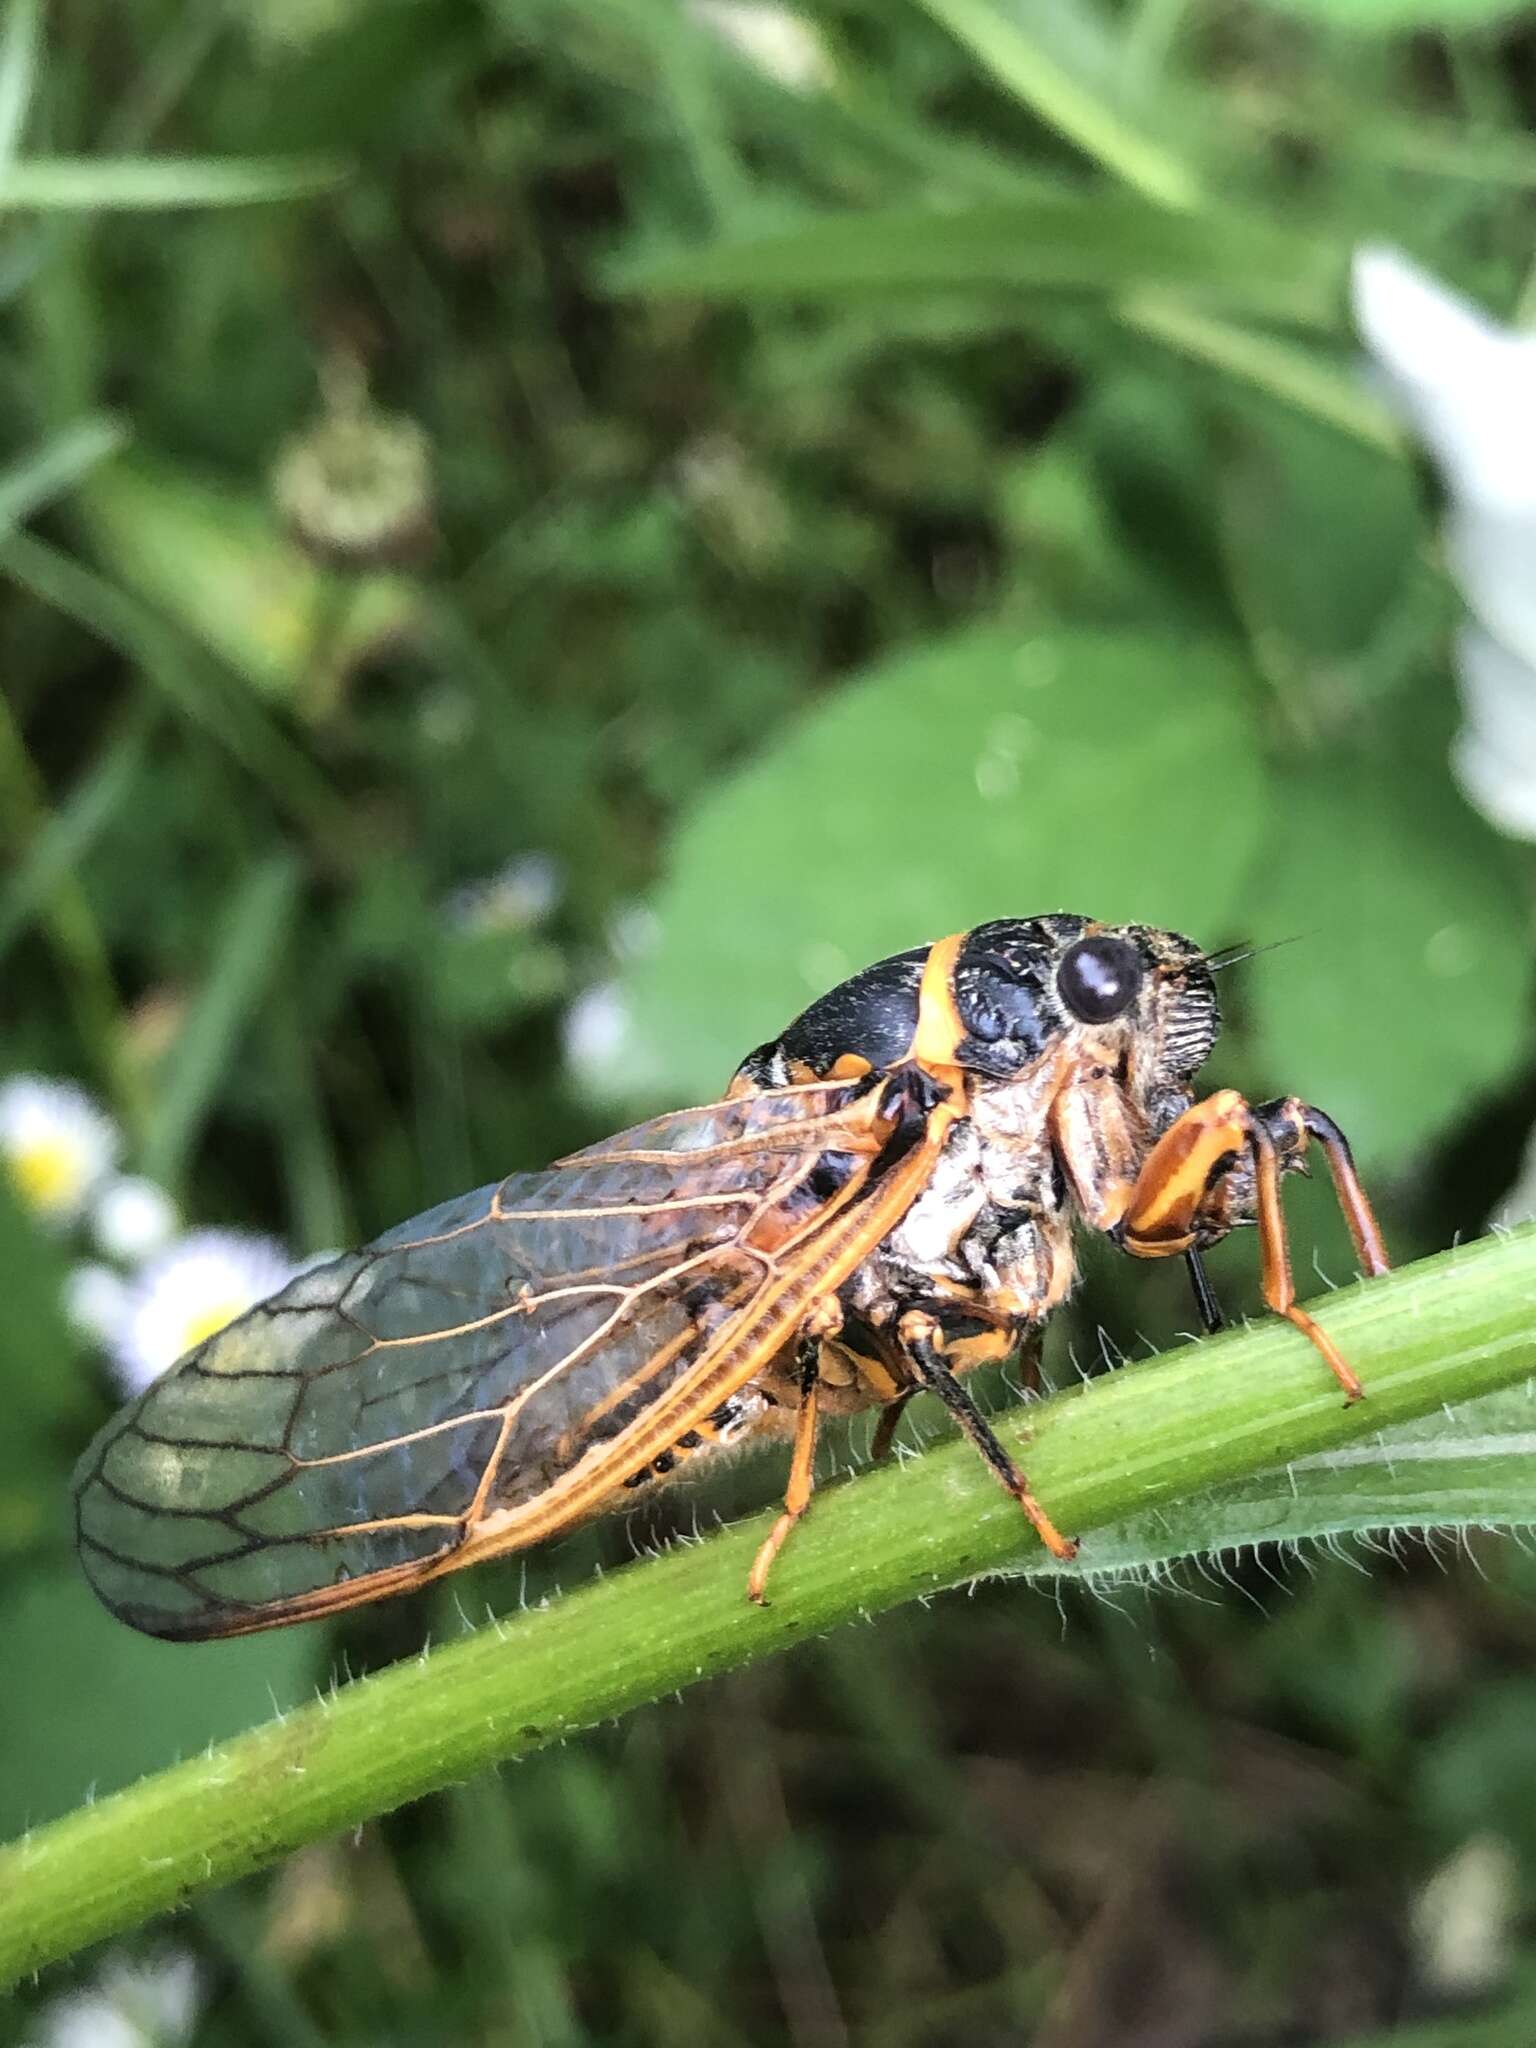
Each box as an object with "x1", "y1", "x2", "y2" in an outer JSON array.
[{"x1": 896, "y1": 1307, "x2": 1077, "y2": 1561}]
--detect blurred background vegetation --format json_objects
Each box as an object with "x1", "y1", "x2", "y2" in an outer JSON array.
[{"x1": 6, "y1": 0, "x2": 1536, "y2": 2040}]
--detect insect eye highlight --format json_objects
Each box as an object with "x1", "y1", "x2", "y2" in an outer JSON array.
[{"x1": 1057, "y1": 936, "x2": 1143, "y2": 1024}]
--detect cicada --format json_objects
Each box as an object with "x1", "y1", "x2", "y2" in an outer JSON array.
[{"x1": 74, "y1": 915, "x2": 1389, "y2": 1639}]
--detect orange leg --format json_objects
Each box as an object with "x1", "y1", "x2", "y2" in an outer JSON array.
[
  {"x1": 1294, "y1": 1103, "x2": 1390, "y2": 1278},
  {"x1": 747, "y1": 1347, "x2": 822, "y2": 1605},
  {"x1": 1250, "y1": 1120, "x2": 1363, "y2": 1403},
  {"x1": 897, "y1": 1309, "x2": 1077, "y2": 1561},
  {"x1": 1118, "y1": 1090, "x2": 1388, "y2": 1404}
]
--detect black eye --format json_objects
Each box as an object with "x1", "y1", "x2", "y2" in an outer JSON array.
[{"x1": 1057, "y1": 936, "x2": 1143, "y2": 1023}]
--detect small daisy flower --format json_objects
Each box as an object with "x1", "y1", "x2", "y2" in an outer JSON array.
[
  {"x1": 0, "y1": 1074, "x2": 119, "y2": 1224},
  {"x1": 92, "y1": 1175, "x2": 180, "y2": 1265},
  {"x1": 1352, "y1": 246, "x2": 1536, "y2": 838},
  {"x1": 563, "y1": 982, "x2": 632, "y2": 1086},
  {"x1": 27, "y1": 1948, "x2": 201, "y2": 2048},
  {"x1": 443, "y1": 852, "x2": 564, "y2": 934},
  {"x1": 691, "y1": 1, "x2": 836, "y2": 91},
  {"x1": 111, "y1": 1229, "x2": 298, "y2": 1395}
]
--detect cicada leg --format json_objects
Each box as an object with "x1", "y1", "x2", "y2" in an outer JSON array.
[
  {"x1": 747, "y1": 1340, "x2": 823, "y2": 1606},
  {"x1": 868, "y1": 1390, "x2": 914, "y2": 1463},
  {"x1": 1116, "y1": 1089, "x2": 1390, "y2": 1402},
  {"x1": 895, "y1": 1309, "x2": 1077, "y2": 1561},
  {"x1": 1185, "y1": 1248, "x2": 1225, "y2": 1334}
]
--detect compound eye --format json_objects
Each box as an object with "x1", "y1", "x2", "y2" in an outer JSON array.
[{"x1": 1057, "y1": 935, "x2": 1143, "y2": 1024}]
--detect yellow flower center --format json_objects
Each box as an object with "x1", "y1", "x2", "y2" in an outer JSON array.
[
  {"x1": 7, "y1": 1138, "x2": 86, "y2": 1217},
  {"x1": 181, "y1": 1297, "x2": 249, "y2": 1353}
]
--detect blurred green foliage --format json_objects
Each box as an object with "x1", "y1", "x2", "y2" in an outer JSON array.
[{"x1": 4, "y1": 0, "x2": 1536, "y2": 2039}]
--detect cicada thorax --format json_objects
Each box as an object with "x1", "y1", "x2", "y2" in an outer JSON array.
[
  {"x1": 729, "y1": 943, "x2": 932, "y2": 1095},
  {"x1": 722, "y1": 931, "x2": 1065, "y2": 1420}
]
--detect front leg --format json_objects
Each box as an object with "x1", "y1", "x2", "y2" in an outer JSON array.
[{"x1": 1113, "y1": 1089, "x2": 1390, "y2": 1402}]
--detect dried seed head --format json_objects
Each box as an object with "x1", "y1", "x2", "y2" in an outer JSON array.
[{"x1": 273, "y1": 359, "x2": 434, "y2": 569}]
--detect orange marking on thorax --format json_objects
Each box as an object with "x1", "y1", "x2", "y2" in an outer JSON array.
[{"x1": 908, "y1": 932, "x2": 968, "y2": 1070}]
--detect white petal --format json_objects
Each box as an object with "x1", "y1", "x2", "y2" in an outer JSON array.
[
  {"x1": 28, "y1": 1992, "x2": 144, "y2": 2048},
  {"x1": 111, "y1": 1229, "x2": 298, "y2": 1395},
  {"x1": 563, "y1": 983, "x2": 631, "y2": 1083},
  {"x1": 1351, "y1": 245, "x2": 1536, "y2": 513},
  {"x1": 92, "y1": 1176, "x2": 180, "y2": 1265},
  {"x1": 0, "y1": 1074, "x2": 120, "y2": 1224},
  {"x1": 443, "y1": 852, "x2": 564, "y2": 933},
  {"x1": 691, "y1": 1, "x2": 835, "y2": 91},
  {"x1": 1450, "y1": 629, "x2": 1536, "y2": 842},
  {"x1": 1446, "y1": 506, "x2": 1536, "y2": 672},
  {"x1": 27, "y1": 1950, "x2": 201, "y2": 2048},
  {"x1": 65, "y1": 1263, "x2": 133, "y2": 1348}
]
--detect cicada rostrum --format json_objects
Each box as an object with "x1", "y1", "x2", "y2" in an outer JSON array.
[{"x1": 74, "y1": 915, "x2": 1390, "y2": 1639}]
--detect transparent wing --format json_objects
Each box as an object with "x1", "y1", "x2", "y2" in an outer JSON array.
[{"x1": 74, "y1": 1079, "x2": 901, "y2": 1639}]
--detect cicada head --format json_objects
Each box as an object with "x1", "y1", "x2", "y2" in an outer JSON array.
[{"x1": 949, "y1": 916, "x2": 1220, "y2": 1112}]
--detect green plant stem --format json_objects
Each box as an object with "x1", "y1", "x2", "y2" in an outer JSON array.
[{"x1": 5, "y1": 1229, "x2": 1536, "y2": 1983}]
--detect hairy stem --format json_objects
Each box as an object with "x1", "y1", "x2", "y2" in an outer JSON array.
[{"x1": 5, "y1": 1230, "x2": 1536, "y2": 1984}]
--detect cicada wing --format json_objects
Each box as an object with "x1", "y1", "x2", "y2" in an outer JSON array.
[{"x1": 74, "y1": 1079, "x2": 895, "y2": 1639}]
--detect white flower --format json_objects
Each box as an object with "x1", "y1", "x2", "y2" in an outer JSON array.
[
  {"x1": 443, "y1": 853, "x2": 563, "y2": 934},
  {"x1": 27, "y1": 1949, "x2": 201, "y2": 2048},
  {"x1": 111, "y1": 1229, "x2": 298, "y2": 1394},
  {"x1": 563, "y1": 982, "x2": 632, "y2": 1085},
  {"x1": 91, "y1": 1175, "x2": 180, "y2": 1264},
  {"x1": 691, "y1": 2, "x2": 835, "y2": 92},
  {"x1": 0, "y1": 1074, "x2": 119, "y2": 1224},
  {"x1": 1351, "y1": 246, "x2": 1536, "y2": 837}
]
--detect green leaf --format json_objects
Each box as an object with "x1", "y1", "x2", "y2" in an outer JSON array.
[
  {"x1": 609, "y1": 195, "x2": 1342, "y2": 323},
  {"x1": 1245, "y1": 749, "x2": 1529, "y2": 1167},
  {"x1": 0, "y1": 154, "x2": 346, "y2": 211},
  {"x1": 615, "y1": 626, "x2": 1271, "y2": 1104},
  {"x1": 1050, "y1": 1377, "x2": 1536, "y2": 1577},
  {"x1": 0, "y1": 1566, "x2": 317, "y2": 1835},
  {"x1": 1214, "y1": 402, "x2": 1419, "y2": 662},
  {"x1": 1250, "y1": 0, "x2": 1526, "y2": 31}
]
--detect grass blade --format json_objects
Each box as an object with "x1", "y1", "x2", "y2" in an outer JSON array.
[
  {"x1": 609, "y1": 195, "x2": 1341, "y2": 322},
  {"x1": 0, "y1": 413, "x2": 128, "y2": 534},
  {"x1": 0, "y1": 0, "x2": 40, "y2": 171},
  {"x1": 140, "y1": 854, "x2": 303, "y2": 1193},
  {"x1": 913, "y1": 0, "x2": 1203, "y2": 210},
  {"x1": 0, "y1": 708, "x2": 153, "y2": 965},
  {"x1": 0, "y1": 154, "x2": 347, "y2": 211}
]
